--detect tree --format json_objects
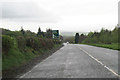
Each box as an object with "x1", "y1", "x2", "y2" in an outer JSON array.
[
  {"x1": 46, "y1": 29, "x2": 52, "y2": 39},
  {"x1": 37, "y1": 27, "x2": 42, "y2": 37},
  {"x1": 79, "y1": 34, "x2": 87, "y2": 43},
  {"x1": 111, "y1": 26, "x2": 118, "y2": 43},
  {"x1": 75, "y1": 33, "x2": 79, "y2": 44},
  {"x1": 21, "y1": 27, "x2": 25, "y2": 35},
  {"x1": 41, "y1": 31, "x2": 45, "y2": 37}
]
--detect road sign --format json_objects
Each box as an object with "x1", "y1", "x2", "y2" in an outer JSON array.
[{"x1": 52, "y1": 30, "x2": 59, "y2": 39}]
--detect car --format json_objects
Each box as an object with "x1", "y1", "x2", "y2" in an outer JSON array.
[{"x1": 66, "y1": 42, "x2": 69, "y2": 44}]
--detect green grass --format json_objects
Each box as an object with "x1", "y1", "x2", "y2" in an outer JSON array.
[
  {"x1": 2, "y1": 44, "x2": 62, "y2": 70},
  {"x1": 2, "y1": 48, "x2": 36, "y2": 70},
  {"x1": 84, "y1": 43, "x2": 119, "y2": 51}
]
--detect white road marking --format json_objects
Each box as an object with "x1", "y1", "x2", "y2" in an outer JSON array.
[
  {"x1": 79, "y1": 47, "x2": 120, "y2": 78},
  {"x1": 19, "y1": 70, "x2": 32, "y2": 78}
]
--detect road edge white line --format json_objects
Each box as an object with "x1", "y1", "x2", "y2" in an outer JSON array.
[{"x1": 79, "y1": 47, "x2": 120, "y2": 78}]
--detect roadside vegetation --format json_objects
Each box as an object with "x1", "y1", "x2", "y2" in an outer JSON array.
[
  {"x1": 59, "y1": 26, "x2": 119, "y2": 50},
  {"x1": 2, "y1": 27, "x2": 62, "y2": 70},
  {"x1": 85, "y1": 43, "x2": 119, "y2": 50},
  {"x1": 74, "y1": 25, "x2": 120, "y2": 50}
]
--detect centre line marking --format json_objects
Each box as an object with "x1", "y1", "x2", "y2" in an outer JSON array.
[{"x1": 79, "y1": 47, "x2": 120, "y2": 78}]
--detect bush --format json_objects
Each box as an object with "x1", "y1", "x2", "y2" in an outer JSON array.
[
  {"x1": 2, "y1": 35, "x2": 14, "y2": 54},
  {"x1": 16, "y1": 36, "x2": 26, "y2": 51},
  {"x1": 53, "y1": 39, "x2": 61, "y2": 44},
  {"x1": 45, "y1": 39, "x2": 54, "y2": 49},
  {"x1": 25, "y1": 37, "x2": 49, "y2": 51},
  {"x1": 39, "y1": 38, "x2": 46, "y2": 48},
  {"x1": 39, "y1": 38, "x2": 54, "y2": 49},
  {"x1": 26, "y1": 37, "x2": 38, "y2": 50}
]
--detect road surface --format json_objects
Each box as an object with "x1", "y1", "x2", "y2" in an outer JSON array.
[{"x1": 20, "y1": 44, "x2": 118, "y2": 78}]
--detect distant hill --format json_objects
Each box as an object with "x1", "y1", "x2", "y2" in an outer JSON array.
[{"x1": 60, "y1": 32, "x2": 88, "y2": 36}]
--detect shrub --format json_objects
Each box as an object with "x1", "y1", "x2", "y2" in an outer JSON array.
[
  {"x1": 40, "y1": 38, "x2": 46, "y2": 48},
  {"x1": 53, "y1": 39, "x2": 61, "y2": 44},
  {"x1": 45, "y1": 39, "x2": 54, "y2": 49},
  {"x1": 26, "y1": 37, "x2": 36, "y2": 50},
  {"x1": 16, "y1": 36, "x2": 26, "y2": 51},
  {"x1": 2, "y1": 35, "x2": 14, "y2": 54},
  {"x1": 26, "y1": 37, "x2": 40, "y2": 51}
]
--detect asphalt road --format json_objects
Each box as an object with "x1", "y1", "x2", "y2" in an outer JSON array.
[{"x1": 20, "y1": 44, "x2": 119, "y2": 78}]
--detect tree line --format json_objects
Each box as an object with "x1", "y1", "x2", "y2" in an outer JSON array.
[
  {"x1": 17, "y1": 27, "x2": 53, "y2": 39},
  {"x1": 75, "y1": 26, "x2": 120, "y2": 44}
]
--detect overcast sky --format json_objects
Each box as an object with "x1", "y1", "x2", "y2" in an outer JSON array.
[{"x1": 0, "y1": 0, "x2": 119, "y2": 33}]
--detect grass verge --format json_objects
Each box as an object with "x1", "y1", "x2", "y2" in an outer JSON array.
[
  {"x1": 2, "y1": 44, "x2": 62, "y2": 71},
  {"x1": 83, "y1": 43, "x2": 119, "y2": 51},
  {"x1": 2, "y1": 44, "x2": 63, "y2": 78}
]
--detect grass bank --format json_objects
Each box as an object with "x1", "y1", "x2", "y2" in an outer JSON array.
[
  {"x1": 2, "y1": 44, "x2": 61, "y2": 71},
  {"x1": 3, "y1": 44, "x2": 63, "y2": 78},
  {"x1": 83, "y1": 43, "x2": 119, "y2": 51},
  {"x1": 2, "y1": 28, "x2": 63, "y2": 78}
]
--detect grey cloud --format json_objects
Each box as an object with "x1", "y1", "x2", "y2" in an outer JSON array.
[{"x1": 1, "y1": 2, "x2": 59, "y2": 23}]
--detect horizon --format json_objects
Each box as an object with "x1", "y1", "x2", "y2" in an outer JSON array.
[{"x1": 1, "y1": 26, "x2": 118, "y2": 37}]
